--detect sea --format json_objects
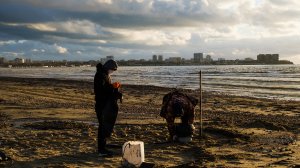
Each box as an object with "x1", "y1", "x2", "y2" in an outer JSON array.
[{"x1": 1, "y1": 65, "x2": 299, "y2": 101}]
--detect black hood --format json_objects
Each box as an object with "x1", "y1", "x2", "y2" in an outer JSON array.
[
  {"x1": 96, "y1": 63, "x2": 103, "y2": 72},
  {"x1": 103, "y1": 60, "x2": 118, "y2": 71}
]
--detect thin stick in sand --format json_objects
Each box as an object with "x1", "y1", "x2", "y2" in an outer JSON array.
[{"x1": 199, "y1": 70, "x2": 203, "y2": 137}]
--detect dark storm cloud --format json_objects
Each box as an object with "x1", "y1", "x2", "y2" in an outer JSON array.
[
  {"x1": 68, "y1": 11, "x2": 237, "y2": 29},
  {"x1": 0, "y1": 0, "x2": 300, "y2": 63},
  {"x1": 0, "y1": 0, "x2": 235, "y2": 49},
  {"x1": 0, "y1": 0, "x2": 241, "y2": 49},
  {"x1": 0, "y1": 3, "x2": 65, "y2": 23},
  {"x1": 0, "y1": 0, "x2": 236, "y2": 28},
  {"x1": 0, "y1": 23, "x2": 44, "y2": 40},
  {"x1": 0, "y1": 21, "x2": 123, "y2": 46},
  {"x1": 62, "y1": 0, "x2": 239, "y2": 29}
]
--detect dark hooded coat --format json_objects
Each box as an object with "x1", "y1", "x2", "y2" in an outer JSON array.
[
  {"x1": 160, "y1": 90, "x2": 198, "y2": 139},
  {"x1": 94, "y1": 61, "x2": 121, "y2": 138}
]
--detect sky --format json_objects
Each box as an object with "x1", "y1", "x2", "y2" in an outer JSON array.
[{"x1": 0, "y1": 0, "x2": 300, "y2": 64}]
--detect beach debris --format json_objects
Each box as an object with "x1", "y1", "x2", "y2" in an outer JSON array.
[
  {"x1": 0, "y1": 151, "x2": 11, "y2": 162},
  {"x1": 122, "y1": 141, "x2": 145, "y2": 167},
  {"x1": 0, "y1": 112, "x2": 9, "y2": 129}
]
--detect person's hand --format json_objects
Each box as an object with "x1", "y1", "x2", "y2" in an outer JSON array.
[{"x1": 112, "y1": 82, "x2": 121, "y2": 89}]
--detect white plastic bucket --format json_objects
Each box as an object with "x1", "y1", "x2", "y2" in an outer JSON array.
[{"x1": 122, "y1": 141, "x2": 145, "y2": 167}]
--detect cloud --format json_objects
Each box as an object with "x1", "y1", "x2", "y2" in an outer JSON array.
[
  {"x1": 0, "y1": 0, "x2": 237, "y2": 28},
  {"x1": 54, "y1": 43, "x2": 68, "y2": 54},
  {"x1": 232, "y1": 48, "x2": 251, "y2": 56},
  {"x1": 0, "y1": 40, "x2": 16, "y2": 45},
  {"x1": 0, "y1": 0, "x2": 299, "y2": 63},
  {"x1": 2, "y1": 51, "x2": 24, "y2": 57},
  {"x1": 28, "y1": 24, "x2": 57, "y2": 32},
  {"x1": 0, "y1": 2, "x2": 64, "y2": 23},
  {"x1": 28, "y1": 20, "x2": 99, "y2": 36},
  {"x1": 110, "y1": 28, "x2": 191, "y2": 46},
  {"x1": 32, "y1": 48, "x2": 46, "y2": 52}
]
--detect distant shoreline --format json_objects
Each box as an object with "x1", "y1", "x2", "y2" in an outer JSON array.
[{"x1": 0, "y1": 60, "x2": 294, "y2": 68}]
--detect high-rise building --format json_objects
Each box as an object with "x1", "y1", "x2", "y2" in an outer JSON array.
[
  {"x1": 25, "y1": 58, "x2": 32, "y2": 63},
  {"x1": 152, "y1": 55, "x2": 158, "y2": 62},
  {"x1": 205, "y1": 55, "x2": 213, "y2": 62},
  {"x1": 194, "y1": 53, "x2": 203, "y2": 63},
  {"x1": 158, "y1": 55, "x2": 163, "y2": 62},
  {"x1": 0, "y1": 57, "x2": 6, "y2": 64},
  {"x1": 14, "y1": 58, "x2": 25, "y2": 63},
  {"x1": 257, "y1": 54, "x2": 279, "y2": 63}
]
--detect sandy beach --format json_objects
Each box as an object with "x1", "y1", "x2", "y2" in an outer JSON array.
[{"x1": 0, "y1": 76, "x2": 299, "y2": 167}]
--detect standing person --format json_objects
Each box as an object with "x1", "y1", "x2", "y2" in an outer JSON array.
[{"x1": 94, "y1": 60, "x2": 122, "y2": 157}]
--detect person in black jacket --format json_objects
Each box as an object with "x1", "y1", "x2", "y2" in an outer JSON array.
[{"x1": 94, "y1": 60, "x2": 122, "y2": 157}]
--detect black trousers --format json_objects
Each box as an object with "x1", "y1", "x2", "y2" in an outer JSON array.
[
  {"x1": 95, "y1": 104, "x2": 106, "y2": 152},
  {"x1": 95, "y1": 101, "x2": 118, "y2": 152}
]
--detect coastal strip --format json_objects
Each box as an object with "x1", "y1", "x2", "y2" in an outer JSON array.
[{"x1": 0, "y1": 76, "x2": 299, "y2": 167}]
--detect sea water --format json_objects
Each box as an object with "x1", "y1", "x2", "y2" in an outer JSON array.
[{"x1": 0, "y1": 65, "x2": 299, "y2": 101}]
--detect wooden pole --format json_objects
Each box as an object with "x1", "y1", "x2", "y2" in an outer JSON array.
[{"x1": 199, "y1": 71, "x2": 203, "y2": 136}]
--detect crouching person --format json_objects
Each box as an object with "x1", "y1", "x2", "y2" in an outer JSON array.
[
  {"x1": 94, "y1": 60, "x2": 122, "y2": 157},
  {"x1": 160, "y1": 90, "x2": 198, "y2": 142}
]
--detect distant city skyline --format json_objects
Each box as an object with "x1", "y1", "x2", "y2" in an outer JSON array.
[
  {"x1": 1, "y1": 53, "x2": 292, "y2": 66},
  {"x1": 1, "y1": 0, "x2": 300, "y2": 64},
  {"x1": 0, "y1": 53, "x2": 289, "y2": 62}
]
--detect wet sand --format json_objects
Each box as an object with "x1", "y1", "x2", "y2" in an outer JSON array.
[{"x1": 0, "y1": 76, "x2": 299, "y2": 167}]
